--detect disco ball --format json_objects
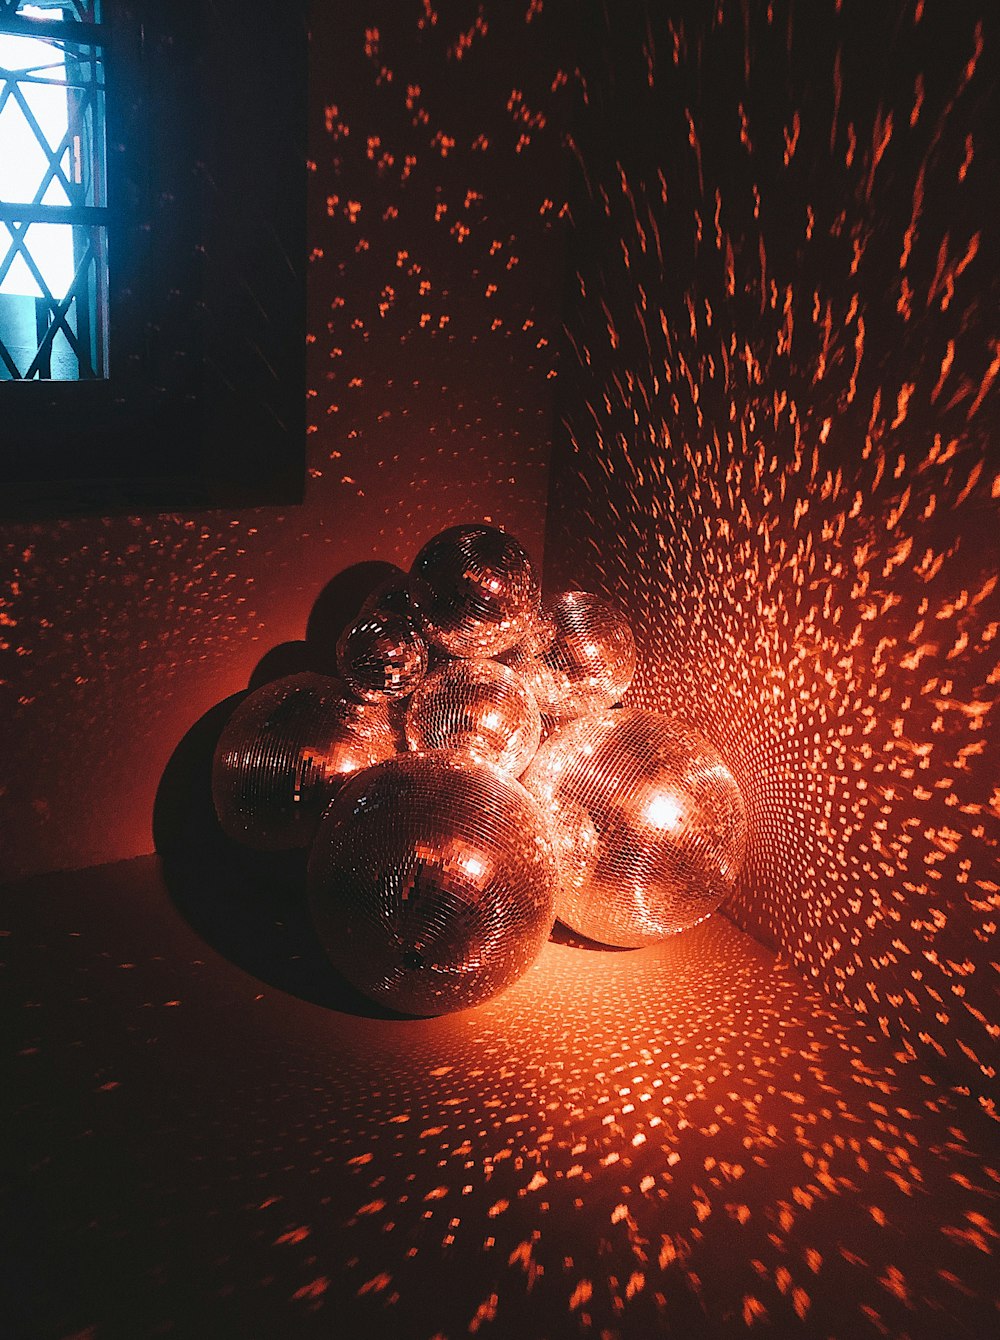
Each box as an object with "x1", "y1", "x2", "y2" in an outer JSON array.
[
  {"x1": 360, "y1": 571, "x2": 419, "y2": 621},
  {"x1": 503, "y1": 591, "x2": 636, "y2": 721},
  {"x1": 405, "y1": 659, "x2": 541, "y2": 775},
  {"x1": 409, "y1": 524, "x2": 541, "y2": 659},
  {"x1": 212, "y1": 673, "x2": 399, "y2": 850},
  {"x1": 521, "y1": 709, "x2": 748, "y2": 946},
  {"x1": 308, "y1": 752, "x2": 559, "y2": 1015},
  {"x1": 336, "y1": 610, "x2": 428, "y2": 702}
]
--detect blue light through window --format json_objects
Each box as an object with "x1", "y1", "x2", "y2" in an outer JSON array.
[{"x1": 0, "y1": 1, "x2": 108, "y2": 379}]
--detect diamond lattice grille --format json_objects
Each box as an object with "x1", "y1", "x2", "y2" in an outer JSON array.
[{"x1": 0, "y1": 1, "x2": 107, "y2": 379}]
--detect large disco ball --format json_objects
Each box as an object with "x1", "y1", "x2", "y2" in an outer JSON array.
[
  {"x1": 409, "y1": 524, "x2": 541, "y2": 658},
  {"x1": 336, "y1": 610, "x2": 428, "y2": 702},
  {"x1": 212, "y1": 673, "x2": 399, "y2": 850},
  {"x1": 309, "y1": 752, "x2": 559, "y2": 1015},
  {"x1": 521, "y1": 709, "x2": 748, "y2": 946},
  {"x1": 503, "y1": 591, "x2": 637, "y2": 722},
  {"x1": 405, "y1": 659, "x2": 541, "y2": 775}
]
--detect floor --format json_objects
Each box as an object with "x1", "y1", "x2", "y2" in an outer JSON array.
[{"x1": 3, "y1": 855, "x2": 998, "y2": 1339}]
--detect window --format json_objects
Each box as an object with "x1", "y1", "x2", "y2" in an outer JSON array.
[
  {"x1": 1, "y1": 0, "x2": 306, "y2": 516},
  {"x1": 0, "y1": 1, "x2": 108, "y2": 380}
]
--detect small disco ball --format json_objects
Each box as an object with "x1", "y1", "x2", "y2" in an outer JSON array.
[
  {"x1": 409, "y1": 524, "x2": 541, "y2": 659},
  {"x1": 405, "y1": 659, "x2": 541, "y2": 776},
  {"x1": 212, "y1": 673, "x2": 399, "y2": 850},
  {"x1": 336, "y1": 610, "x2": 428, "y2": 702},
  {"x1": 308, "y1": 752, "x2": 559, "y2": 1015},
  {"x1": 503, "y1": 591, "x2": 637, "y2": 722},
  {"x1": 521, "y1": 709, "x2": 748, "y2": 946},
  {"x1": 360, "y1": 571, "x2": 419, "y2": 621}
]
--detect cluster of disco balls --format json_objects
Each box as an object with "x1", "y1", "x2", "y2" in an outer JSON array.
[{"x1": 212, "y1": 525, "x2": 748, "y2": 1016}]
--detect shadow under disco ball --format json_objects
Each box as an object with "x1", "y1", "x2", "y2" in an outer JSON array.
[
  {"x1": 212, "y1": 673, "x2": 399, "y2": 851},
  {"x1": 521, "y1": 709, "x2": 748, "y2": 947},
  {"x1": 503, "y1": 590, "x2": 637, "y2": 722},
  {"x1": 409, "y1": 524, "x2": 541, "y2": 659},
  {"x1": 336, "y1": 609, "x2": 428, "y2": 702},
  {"x1": 404, "y1": 659, "x2": 541, "y2": 775},
  {"x1": 308, "y1": 752, "x2": 559, "y2": 1015}
]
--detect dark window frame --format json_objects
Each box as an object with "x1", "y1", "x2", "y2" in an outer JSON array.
[{"x1": 0, "y1": 0, "x2": 307, "y2": 517}]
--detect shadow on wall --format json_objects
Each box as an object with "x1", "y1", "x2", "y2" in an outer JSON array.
[{"x1": 152, "y1": 562, "x2": 409, "y2": 1019}]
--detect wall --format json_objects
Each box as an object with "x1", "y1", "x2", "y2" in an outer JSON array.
[
  {"x1": 545, "y1": 0, "x2": 998, "y2": 1108},
  {"x1": 4, "y1": 0, "x2": 995, "y2": 1113},
  {"x1": 0, "y1": 0, "x2": 569, "y2": 881}
]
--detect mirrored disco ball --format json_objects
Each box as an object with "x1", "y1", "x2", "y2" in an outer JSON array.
[
  {"x1": 405, "y1": 658, "x2": 541, "y2": 775},
  {"x1": 336, "y1": 610, "x2": 428, "y2": 702},
  {"x1": 308, "y1": 752, "x2": 559, "y2": 1015},
  {"x1": 409, "y1": 524, "x2": 541, "y2": 658},
  {"x1": 212, "y1": 673, "x2": 399, "y2": 850},
  {"x1": 503, "y1": 591, "x2": 636, "y2": 721},
  {"x1": 521, "y1": 709, "x2": 748, "y2": 946},
  {"x1": 360, "y1": 571, "x2": 419, "y2": 621}
]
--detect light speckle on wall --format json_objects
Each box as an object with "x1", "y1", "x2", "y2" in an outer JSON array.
[
  {"x1": 545, "y1": 0, "x2": 998, "y2": 1110},
  {"x1": 0, "y1": 1, "x2": 567, "y2": 880}
]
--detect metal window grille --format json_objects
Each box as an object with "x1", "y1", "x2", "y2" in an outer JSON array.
[{"x1": 0, "y1": 0, "x2": 108, "y2": 379}]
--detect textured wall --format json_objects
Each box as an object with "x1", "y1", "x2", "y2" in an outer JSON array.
[
  {"x1": 545, "y1": 0, "x2": 998, "y2": 1109},
  {"x1": 0, "y1": 1, "x2": 567, "y2": 880}
]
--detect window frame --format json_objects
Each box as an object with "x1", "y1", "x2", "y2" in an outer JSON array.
[
  {"x1": 0, "y1": 0, "x2": 307, "y2": 517},
  {"x1": 0, "y1": 3, "x2": 110, "y2": 382}
]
